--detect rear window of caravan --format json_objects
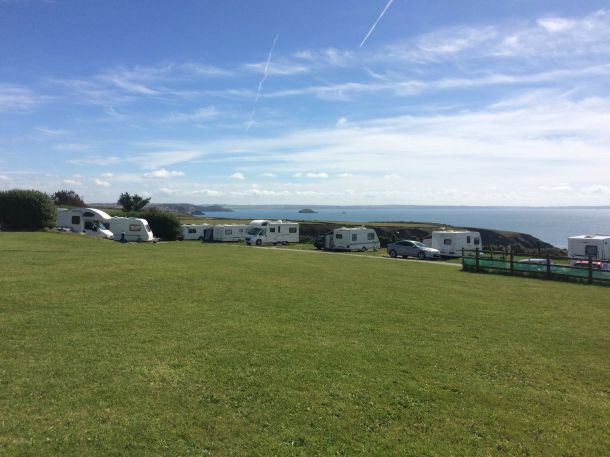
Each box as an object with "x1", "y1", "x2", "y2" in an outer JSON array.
[
  {"x1": 585, "y1": 245, "x2": 598, "y2": 256},
  {"x1": 444, "y1": 239, "x2": 452, "y2": 245},
  {"x1": 129, "y1": 224, "x2": 141, "y2": 231},
  {"x1": 367, "y1": 232, "x2": 375, "y2": 240},
  {"x1": 188, "y1": 228, "x2": 197, "y2": 234},
  {"x1": 71, "y1": 216, "x2": 80, "y2": 224},
  {"x1": 289, "y1": 227, "x2": 297, "y2": 233},
  {"x1": 352, "y1": 234, "x2": 357, "y2": 241}
]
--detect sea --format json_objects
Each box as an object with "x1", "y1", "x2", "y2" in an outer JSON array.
[{"x1": 198, "y1": 207, "x2": 610, "y2": 248}]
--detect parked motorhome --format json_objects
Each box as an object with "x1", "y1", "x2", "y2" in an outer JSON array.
[
  {"x1": 323, "y1": 227, "x2": 380, "y2": 251},
  {"x1": 212, "y1": 224, "x2": 248, "y2": 242},
  {"x1": 181, "y1": 224, "x2": 213, "y2": 241},
  {"x1": 56, "y1": 207, "x2": 114, "y2": 239},
  {"x1": 429, "y1": 231, "x2": 481, "y2": 257},
  {"x1": 104, "y1": 217, "x2": 154, "y2": 242},
  {"x1": 245, "y1": 220, "x2": 299, "y2": 246},
  {"x1": 568, "y1": 234, "x2": 610, "y2": 264}
]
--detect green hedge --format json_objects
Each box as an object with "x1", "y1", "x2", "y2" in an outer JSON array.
[
  {"x1": 120, "y1": 208, "x2": 181, "y2": 241},
  {"x1": 0, "y1": 189, "x2": 56, "y2": 231}
]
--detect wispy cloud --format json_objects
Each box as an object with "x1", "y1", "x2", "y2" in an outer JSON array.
[
  {"x1": 94, "y1": 178, "x2": 111, "y2": 187},
  {"x1": 230, "y1": 172, "x2": 245, "y2": 180},
  {"x1": 0, "y1": 84, "x2": 44, "y2": 112}
]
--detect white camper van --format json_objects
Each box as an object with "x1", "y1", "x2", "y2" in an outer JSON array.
[
  {"x1": 324, "y1": 227, "x2": 380, "y2": 251},
  {"x1": 104, "y1": 217, "x2": 154, "y2": 242},
  {"x1": 430, "y1": 231, "x2": 481, "y2": 257},
  {"x1": 212, "y1": 224, "x2": 248, "y2": 242},
  {"x1": 245, "y1": 220, "x2": 299, "y2": 246},
  {"x1": 56, "y1": 207, "x2": 114, "y2": 239},
  {"x1": 568, "y1": 234, "x2": 610, "y2": 264},
  {"x1": 181, "y1": 223, "x2": 213, "y2": 241}
]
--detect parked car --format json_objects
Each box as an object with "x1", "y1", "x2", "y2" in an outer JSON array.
[
  {"x1": 387, "y1": 240, "x2": 441, "y2": 260},
  {"x1": 574, "y1": 260, "x2": 610, "y2": 270}
]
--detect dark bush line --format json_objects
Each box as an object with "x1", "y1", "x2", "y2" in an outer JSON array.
[
  {"x1": 118, "y1": 208, "x2": 181, "y2": 241},
  {"x1": 0, "y1": 189, "x2": 56, "y2": 231}
]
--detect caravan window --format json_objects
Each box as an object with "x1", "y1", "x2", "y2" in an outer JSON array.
[
  {"x1": 188, "y1": 228, "x2": 197, "y2": 234},
  {"x1": 277, "y1": 226, "x2": 281, "y2": 233},
  {"x1": 83, "y1": 211, "x2": 95, "y2": 217},
  {"x1": 129, "y1": 224, "x2": 141, "y2": 231},
  {"x1": 336, "y1": 233, "x2": 343, "y2": 239},
  {"x1": 467, "y1": 236, "x2": 471, "y2": 243},
  {"x1": 289, "y1": 227, "x2": 297, "y2": 233},
  {"x1": 103, "y1": 222, "x2": 110, "y2": 230},
  {"x1": 474, "y1": 238, "x2": 480, "y2": 245},
  {"x1": 367, "y1": 233, "x2": 375, "y2": 240},
  {"x1": 270, "y1": 227, "x2": 276, "y2": 233},
  {"x1": 225, "y1": 229, "x2": 233, "y2": 235},
  {"x1": 444, "y1": 239, "x2": 452, "y2": 245},
  {"x1": 239, "y1": 228, "x2": 244, "y2": 233},
  {"x1": 352, "y1": 234, "x2": 357, "y2": 241},
  {"x1": 71, "y1": 216, "x2": 80, "y2": 224},
  {"x1": 585, "y1": 245, "x2": 598, "y2": 257}
]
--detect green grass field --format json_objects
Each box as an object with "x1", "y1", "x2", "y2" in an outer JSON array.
[{"x1": 1, "y1": 233, "x2": 608, "y2": 456}]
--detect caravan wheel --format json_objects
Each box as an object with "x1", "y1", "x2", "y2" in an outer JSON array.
[
  {"x1": 389, "y1": 250, "x2": 397, "y2": 258},
  {"x1": 361, "y1": 246, "x2": 367, "y2": 252},
  {"x1": 282, "y1": 241, "x2": 288, "y2": 246},
  {"x1": 255, "y1": 239, "x2": 262, "y2": 246}
]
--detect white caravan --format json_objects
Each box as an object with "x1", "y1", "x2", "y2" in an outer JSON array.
[
  {"x1": 181, "y1": 223, "x2": 213, "y2": 241},
  {"x1": 245, "y1": 220, "x2": 299, "y2": 246},
  {"x1": 56, "y1": 207, "x2": 114, "y2": 239},
  {"x1": 212, "y1": 224, "x2": 248, "y2": 242},
  {"x1": 104, "y1": 217, "x2": 154, "y2": 242},
  {"x1": 324, "y1": 227, "x2": 380, "y2": 251},
  {"x1": 429, "y1": 231, "x2": 481, "y2": 257},
  {"x1": 568, "y1": 234, "x2": 610, "y2": 264}
]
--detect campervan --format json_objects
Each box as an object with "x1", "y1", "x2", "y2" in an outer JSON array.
[
  {"x1": 56, "y1": 207, "x2": 114, "y2": 239},
  {"x1": 212, "y1": 224, "x2": 248, "y2": 242},
  {"x1": 245, "y1": 220, "x2": 299, "y2": 246},
  {"x1": 324, "y1": 227, "x2": 380, "y2": 251},
  {"x1": 181, "y1": 224, "x2": 213, "y2": 241},
  {"x1": 429, "y1": 231, "x2": 481, "y2": 257},
  {"x1": 104, "y1": 217, "x2": 154, "y2": 242},
  {"x1": 568, "y1": 234, "x2": 610, "y2": 264}
]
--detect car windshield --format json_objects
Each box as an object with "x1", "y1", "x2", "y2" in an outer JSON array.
[
  {"x1": 412, "y1": 241, "x2": 425, "y2": 248},
  {"x1": 247, "y1": 227, "x2": 262, "y2": 235}
]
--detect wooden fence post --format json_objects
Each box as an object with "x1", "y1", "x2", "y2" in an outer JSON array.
[
  {"x1": 588, "y1": 256, "x2": 594, "y2": 284},
  {"x1": 475, "y1": 247, "x2": 480, "y2": 271},
  {"x1": 509, "y1": 246, "x2": 514, "y2": 275},
  {"x1": 546, "y1": 252, "x2": 551, "y2": 278},
  {"x1": 461, "y1": 248, "x2": 465, "y2": 270}
]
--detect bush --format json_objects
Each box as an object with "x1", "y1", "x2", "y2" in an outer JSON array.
[
  {"x1": 0, "y1": 189, "x2": 56, "y2": 230},
  {"x1": 121, "y1": 208, "x2": 181, "y2": 241}
]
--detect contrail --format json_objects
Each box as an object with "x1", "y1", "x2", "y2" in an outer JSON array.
[
  {"x1": 359, "y1": 0, "x2": 395, "y2": 48},
  {"x1": 246, "y1": 33, "x2": 279, "y2": 131}
]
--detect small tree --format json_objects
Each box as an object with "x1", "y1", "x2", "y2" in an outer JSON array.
[
  {"x1": 118, "y1": 192, "x2": 150, "y2": 212},
  {"x1": 53, "y1": 189, "x2": 85, "y2": 207},
  {"x1": 0, "y1": 189, "x2": 56, "y2": 230}
]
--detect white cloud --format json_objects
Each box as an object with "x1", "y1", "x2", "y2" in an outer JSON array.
[
  {"x1": 305, "y1": 172, "x2": 329, "y2": 178},
  {"x1": 0, "y1": 84, "x2": 43, "y2": 112},
  {"x1": 101, "y1": 172, "x2": 114, "y2": 178},
  {"x1": 383, "y1": 173, "x2": 400, "y2": 179},
  {"x1": 0, "y1": 175, "x2": 10, "y2": 181},
  {"x1": 336, "y1": 172, "x2": 355, "y2": 178},
  {"x1": 61, "y1": 179, "x2": 82, "y2": 186},
  {"x1": 230, "y1": 172, "x2": 245, "y2": 180},
  {"x1": 143, "y1": 168, "x2": 185, "y2": 179},
  {"x1": 336, "y1": 117, "x2": 349, "y2": 127},
  {"x1": 94, "y1": 179, "x2": 111, "y2": 187},
  {"x1": 537, "y1": 17, "x2": 576, "y2": 33},
  {"x1": 261, "y1": 172, "x2": 277, "y2": 178},
  {"x1": 164, "y1": 106, "x2": 220, "y2": 123}
]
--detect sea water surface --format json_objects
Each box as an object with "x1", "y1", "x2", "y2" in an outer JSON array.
[{"x1": 200, "y1": 207, "x2": 610, "y2": 248}]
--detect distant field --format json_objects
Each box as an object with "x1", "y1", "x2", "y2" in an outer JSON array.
[{"x1": 1, "y1": 233, "x2": 608, "y2": 456}]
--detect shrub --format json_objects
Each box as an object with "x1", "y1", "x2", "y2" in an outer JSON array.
[
  {"x1": 0, "y1": 189, "x2": 56, "y2": 230},
  {"x1": 121, "y1": 208, "x2": 181, "y2": 241},
  {"x1": 118, "y1": 192, "x2": 151, "y2": 212}
]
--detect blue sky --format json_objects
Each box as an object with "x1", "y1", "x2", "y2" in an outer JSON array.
[{"x1": 1, "y1": 0, "x2": 609, "y2": 205}]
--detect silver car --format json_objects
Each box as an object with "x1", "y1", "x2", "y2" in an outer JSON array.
[{"x1": 387, "y1": 240, "x2": 441, "y2": 260}]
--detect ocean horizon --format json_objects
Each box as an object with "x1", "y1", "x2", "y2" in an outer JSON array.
[{"x1": 194, "y1": 205, "x2": 610, "y2": 248}]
